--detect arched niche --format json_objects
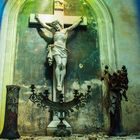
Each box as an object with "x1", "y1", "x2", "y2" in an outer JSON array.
[{"x1": 0, "y1": 0, "x2": 117, "y2": 133}]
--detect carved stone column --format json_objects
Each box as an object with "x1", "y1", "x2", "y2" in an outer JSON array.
[{"x1": 0, "y1": 85, "x2": 20, "y2": 139}]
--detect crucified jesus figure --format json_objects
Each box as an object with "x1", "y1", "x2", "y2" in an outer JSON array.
[{"x1": 36, "y1": 14, "x2": 83, "y2": 92}]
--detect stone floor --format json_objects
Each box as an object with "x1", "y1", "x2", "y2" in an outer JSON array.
[
  {"x1": 1, "y1": 134, "x2": 140, "y2": 140},
  {"x1": 19, "y1": 135, "x2": 140, "y2": 140},
  {"x1": 14, "y1": 134, "x2": 140, "y2": 140}
]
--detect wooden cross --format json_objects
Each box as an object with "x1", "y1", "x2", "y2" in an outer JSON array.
[{"x1": 29, "y1": 0, "x2": 87, "y2": 101}]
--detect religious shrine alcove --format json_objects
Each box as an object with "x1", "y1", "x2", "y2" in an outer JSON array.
[{"x1": 0, "y1": 0, "x2": 116, "y2": 136}]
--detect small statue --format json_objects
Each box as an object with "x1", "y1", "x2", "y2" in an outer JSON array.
[
  {"x1": 35, "y1": 14, "x2": 83, "y2": 92},
  {"x1": 101, "y1": 65, "x2": 129, "y2": 136}
]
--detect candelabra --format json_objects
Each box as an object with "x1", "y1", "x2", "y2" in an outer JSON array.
[
  {"x1": 29, "y1": 84, "x2": 91, "y2": 136},
  {"x1": 101, "y1": 65, "x2": 129, "y2": 136}
]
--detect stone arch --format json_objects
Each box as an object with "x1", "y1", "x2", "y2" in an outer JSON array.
[{"x1": 0, "y1": 0, "x2": 117, "y2": 133}]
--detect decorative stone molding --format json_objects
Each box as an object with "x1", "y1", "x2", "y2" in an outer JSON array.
[
  {"x1": 86, "y1": 0, "x2": 117, "y2": 69},
  {"x1": 0, "y1": 0, "x2": 26, "y2": 133}
]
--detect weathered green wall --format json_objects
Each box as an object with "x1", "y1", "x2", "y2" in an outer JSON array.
[
  {"x1": 1, "y1": 0, "x2": 139, "y2": 135},
  {"x1": 105, "y1": 0, "x2": 140, "y2": 133},
  {"x1": 14, "y1": 0, "x2": 102, "y2": 135}
]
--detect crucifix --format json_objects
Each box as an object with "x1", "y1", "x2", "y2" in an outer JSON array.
[
  {"x1": 29, "y1": 0, "x2": 87, "y2": 134},
  {"x1": 29, "y1": 0, "x2": 87, "y2": 100}
]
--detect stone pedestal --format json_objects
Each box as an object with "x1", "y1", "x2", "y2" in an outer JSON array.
[
  {"x1": 0, "y1": 85, "x2": 20, "y2": 139},
  {"x1": 47, "y1": 115, "x2": 72, "y2": 136}
]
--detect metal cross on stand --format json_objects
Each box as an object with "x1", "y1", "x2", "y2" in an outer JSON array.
[{"x1": 29, "y1": 0, "x2": 87, "y2": 135}]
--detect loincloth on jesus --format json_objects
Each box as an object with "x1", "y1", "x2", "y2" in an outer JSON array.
[{"x1": 47, "y1": 44, "x2": 69, "y2": 64}]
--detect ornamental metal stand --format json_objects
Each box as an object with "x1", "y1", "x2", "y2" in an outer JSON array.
[
  {"x1": 101, "y1": 65, "x2": 129, "y2": 136},
  {"x1": 29, "y1": 84, "x2": 91, "y2": 137}
]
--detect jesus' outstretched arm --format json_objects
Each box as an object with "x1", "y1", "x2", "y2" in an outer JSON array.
[
  {"x1": 66, "y1": 17, "x2": 83, "y2": 31},
  {"x1": 35, "y1": 14, "x2": 53, "y2": 32}
]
